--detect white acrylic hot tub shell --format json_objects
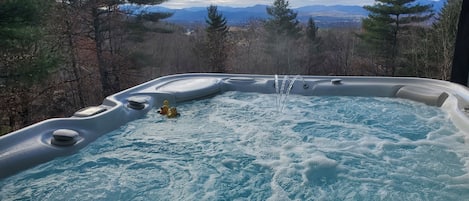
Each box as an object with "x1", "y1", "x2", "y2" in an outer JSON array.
[{"x1": 1, "y1": 73, "x2": 469, "y2": 178}]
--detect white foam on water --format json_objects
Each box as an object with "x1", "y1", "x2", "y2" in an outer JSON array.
[{"x1": 1, "y1": 91, "x2": 469, "y2": 200}]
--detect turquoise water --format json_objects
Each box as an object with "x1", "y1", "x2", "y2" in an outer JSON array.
[{"x1": 2, "y1": 91, "x2": 469, "y2": 200}]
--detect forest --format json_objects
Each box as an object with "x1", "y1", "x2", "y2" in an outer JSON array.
[{"x1": 0, "y1": 0, "x2": 463, "y2": 135}]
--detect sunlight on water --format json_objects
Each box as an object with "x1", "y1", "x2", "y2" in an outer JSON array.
[{"x1": 2, "y1": 91, "x2": 469, "y2": 200}]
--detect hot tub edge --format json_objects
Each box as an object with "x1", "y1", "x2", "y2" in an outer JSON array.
[{"x1": 1, "y1": 73, "x2": 469, "y2": 179}]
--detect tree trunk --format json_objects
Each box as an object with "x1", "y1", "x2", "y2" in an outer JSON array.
[
  {"x1": 92, "y1": 6, "x2": 114, "y2": 97},
  {"x1": 451, "y1": 0, "x2": 469, "y2": 86},
  {"x1": 65, "y1": 14, "x2": 85, "y2": 107}
]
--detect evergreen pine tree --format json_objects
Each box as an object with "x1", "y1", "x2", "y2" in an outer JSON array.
[
  {"x1": 304, "y1": 17, "x2": 322, "y2": 74},
  {"x1": 205, "y1": 5, "x2": 229, "y2": 72},
  {"x1": 306, "y1": 17, "x2": 320, "y2": 52},
  {"x1": 360, "y1": 0, "x2": 433, "y2": 76},
  {"x1": 0, "y1": 0, "x2": 58, "y2": 85},
  {"x1": 265, "y1": 0, "x2": 301, "y2": 39},
  {"x1": 264, "y1": 0, "x2": 301, "y2": 74},
  {"x1": 0, "y1": 0, "x2": 60, "y2": 133},
  {"x1": 306, "y1": 18, "x2": 318, "y2": 41}
]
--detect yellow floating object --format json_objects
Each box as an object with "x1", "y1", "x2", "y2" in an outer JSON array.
[
  {"x1": 159, "y1": 100, "x2": 170, "y2": 115},
  {"x1": 167, "y1": 107, "x2": 179, "y2": 118}
]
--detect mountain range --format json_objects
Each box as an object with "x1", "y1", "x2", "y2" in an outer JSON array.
[{"x1": 121, "y1": 0, "x2": 445, "y2": 27}]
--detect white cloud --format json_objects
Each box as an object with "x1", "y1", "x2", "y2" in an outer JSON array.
[{"x1": 161, "y1": 0, "x2": 375, "y2": 8}]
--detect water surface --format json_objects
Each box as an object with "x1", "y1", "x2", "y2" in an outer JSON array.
[{"x1": 1, "y1": 92, "x2": 469, "y2": 200}]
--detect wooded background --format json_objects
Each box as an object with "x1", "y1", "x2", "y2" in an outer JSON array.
[{"x1": 0, "y1": 0, "x2": 463, "y2": 135}]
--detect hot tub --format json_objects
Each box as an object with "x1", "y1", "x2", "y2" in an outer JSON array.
[{"x1": 1, "y1": 73, "x2": 469, "y2": 199}]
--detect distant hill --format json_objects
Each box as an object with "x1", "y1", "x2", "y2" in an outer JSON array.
[
  {"x1": 120, "y1": 0, "x2": 444, "y2": 28},
  {"x1": 120, "y1": 4, "x2": 366, "y2": 27}
]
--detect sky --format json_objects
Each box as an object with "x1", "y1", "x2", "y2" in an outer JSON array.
[{"x1": 160, "y1": 0, "x2": 376, "y2": 9}]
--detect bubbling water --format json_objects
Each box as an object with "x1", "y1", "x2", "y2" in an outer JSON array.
[{"x1": 1, "y1": 91, "x2": 469, "y2": 201}]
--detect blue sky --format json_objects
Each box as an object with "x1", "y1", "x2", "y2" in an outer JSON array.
[{"x1": 160, "y1": 0, "x2": 376, "y2": 8}]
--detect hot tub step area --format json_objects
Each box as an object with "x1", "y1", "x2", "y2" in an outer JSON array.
[{"x1": 73, "y1": 106, "x2": 108, "y2": 117}]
